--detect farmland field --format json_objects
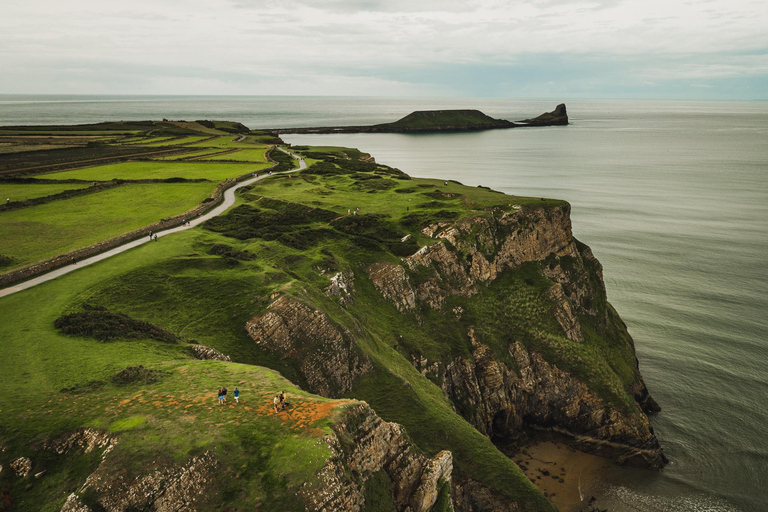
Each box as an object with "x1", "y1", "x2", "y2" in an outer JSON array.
[
  {"x1": 46, "y1": 161, "x2": 271, "y2": 181},
  {"x1": 0, "y1": 182, "x2": 90, "y2": 201},
  {"x1": 0, "y1": 182, "x2": 216, "y2": 268}
]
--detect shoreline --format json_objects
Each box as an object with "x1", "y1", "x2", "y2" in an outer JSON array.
[{"x1": 508, "y1": 440, "x2": 614, "y2": 512}]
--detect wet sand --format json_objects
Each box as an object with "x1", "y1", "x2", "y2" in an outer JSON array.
[{"x1": 512, "y1": 441, "x2": 613, "y2": 512}]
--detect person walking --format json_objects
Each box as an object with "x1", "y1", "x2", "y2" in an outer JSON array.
[
  {"x1": 218, "y1": 388, "x2": 224, "y2": 405},
  {"x1": 279, "y1": 391, "x2": 286, "y2": 410},
  {"x1": 273, "y1": 394, "x2": 280, "y2": 413},
  {"x1": 234, "y1": 387, "x2": 240, "y2": 404},
  {"x1": 221, "y1": 386, "x2": 228, "y2": 403}
]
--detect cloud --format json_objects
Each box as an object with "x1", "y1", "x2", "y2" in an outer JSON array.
[{"x1": 1, "y1": 0, "x2": 767, "y2": 97}]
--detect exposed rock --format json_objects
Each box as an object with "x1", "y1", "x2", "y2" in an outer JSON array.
[
  {"x1": 366, "y1": 206, "x2": 664, "y2": 468},
  {"x1": 324, "y1": 270, "x2": 355, "y2": 306},
  {"x1": 441, "y1": 336, "x2": 665, "y2": 469},
  {"x1": 545, "y1": 283, "x2": 584, "y2": 342},
  {"x1": 45, "y1": 428, "x2": 115, "y2": 455},
  {"x1": 367, "y1": 262, "x2": 417, "y2": 312},
  {"x1": 298, "y1": 402, "x2": 453, "y2": 512},
  {"x1": 10, "y1": 456, "x2": 32, "y2": 477},
  {"x1": 453, "y1": 477, "x2": 524, "y2": 512},
  {"x1": 67, "y1": 451, "x2": 217, "y2": 512},
  {"x1": 60, "y1": 493, "x2": 91, "y2": 512},
  {"x1": 245, "y1": 295, "x2": 372, "y2": 397},
  {"x1": 190, "y1": 344, "x2": 231, "y2": 362}
]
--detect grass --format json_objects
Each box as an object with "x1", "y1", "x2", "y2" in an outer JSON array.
[
  {"x1": 199, "y1": 148, "x2": 270, "y2": 162},
  {"x1": 156, "y1": 148, "x2": 234, "y2": 161},
  {"x1": 44, "y1": 161, "x2": 271, "y2": 181},
  {"x1": 132, "y1": 136, "x2": 211, "y2": 147},
  {"x1": 378, "y1": 109, "x2": 507, "y2": 130},
  {"x1": 185, "y1": 135, "x2": 273, "y2": 149},
  {"x1": 0, "y1": 183, "x2": 89, "y2": 202},
  {"x1": 0, "y1": 234, "x2": 352, "y2": 511},
  {"x1": 0, "y1": 182, "x2": 216, "y2": 268}
]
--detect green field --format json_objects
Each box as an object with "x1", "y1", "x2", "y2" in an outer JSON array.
[
  {"x1": 47, "y1": 161, "x2": 271, "y2": 181},
  {"x1": 155, "y1": 148, "x2": 233, "y2": 161},
  {"x1": 0, "y1": 182, "x2": 215, "y2": 268},
  {"x1": 198, "y1": 148, "x2": 269, "y2": 162},
  {"x1": 134, "y1": 135, "x2": 211, "y2": 146},
  {"x1": 0, "y1": 239, "x2": 349, "y2": 510},
  {"x1": 0, "y1": 182, "x2": 90, "y2": 202},
  {"x1": 186, "y1": 135, "x2": 272, "y2": 149}
]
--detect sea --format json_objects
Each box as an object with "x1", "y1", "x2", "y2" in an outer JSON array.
[{"x1": 1, "y1": 95, "x2": 766, "y2": 511}]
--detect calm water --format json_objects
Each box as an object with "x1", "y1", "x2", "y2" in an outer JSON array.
[{"x1": 2, "y1": 96, "x2": 766, "y2": 511}]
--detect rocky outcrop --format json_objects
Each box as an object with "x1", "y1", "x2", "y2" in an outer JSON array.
[
  {"x1": 45, "y1": 428, "x2": 116, "y2": 455},
  {"x1": 61, "y1": 451, "x2": 217, "y2": 512},
  {"x1": 367, "y1": 206, "x2": 664, "y2": 468},
  {"x1": 190, "y1": 344, "x2": 231, "y2": 361},
  {"x1": 10, "y1": 457, "x2": 32, "y2": 477},
  {"x1": 299, "y1": 402, "x2": 453, "y2": 512},
  {"x1": 324, "y1": 270, "x2": 356, "y2": 306},
  {"x1": 520, "y1": 104, "x2": 569, "y2": 126},
  {"x1": 245, "y1": 295, "x2": 372, "y2": 397},
  {"x1": 442, "y1": 335, "x2": 664, "y2": 468},
  {"x1": 453, "y1": 477, "x2": 523, "y2": 512},
  {"x1": 367, "y1": 262, "x2": 417, "y2": 312}
]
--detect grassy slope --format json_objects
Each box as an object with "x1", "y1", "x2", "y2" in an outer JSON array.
[
  {"x1": 0, "y1": 232, "x2": 351, "y2": 512},
  {"x1": 0, "y1": 183, "x2": 89, "y2": 201},
  {"x1": 46, "y1": 161, "x2": 271, "y2": 181},
  {"x1": 201, "y1": 148, "x2": 270, "y2": 162},
  {"x1": 380, "y1": 110, "x2": 506, "y2": 130},
  {"x1": 2, "y1": 142, "x2": 642, "y2": 511},
  {"x1": 0, "y1": 182, "x2": 215, "y2": 268}
]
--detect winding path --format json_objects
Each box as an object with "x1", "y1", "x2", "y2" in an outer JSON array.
[{"x1": 0, "y1": 149, "x2": 306, "y2": 298}]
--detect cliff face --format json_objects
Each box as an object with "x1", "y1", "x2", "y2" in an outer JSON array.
[
  {"x1": 367, "y1": 204, "x2": 665, "y2": 469},
  {"x1": 245, "y1": 295, "x2": 372, "y2": 396},
  {"x1": 299, "y1": 402, "x2": 452, "y2": 512}
]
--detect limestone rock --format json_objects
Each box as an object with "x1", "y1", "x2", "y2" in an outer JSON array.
[
  {"x1": 367, "y1": 262, "x2": 417, "y2": 312},
  {"x1": 324, "y1": 270, "x2": 355, "y2": 306},
  {"x1": 65, "y1": 451, "x2": 217, "y2": 512},
  {"x1": 190, "y1": 344, "x2": 231, "y2": 362},
  {"x1": 245, "y1": 295, "x2": 372, "y2": 397},
  {"x1": 45, "y1": 428, "x2": 115, "y2": 455},
  {"x1": 10, "y1": 456, "x2": 32, "y2": 477},
  {"x1": 299, "y1": 402, "x2": 453, "y2": 512}
]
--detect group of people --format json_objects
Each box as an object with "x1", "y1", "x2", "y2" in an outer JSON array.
[
  {"x1": 273, "y1": 391, "x2": 288, "y2": 413},
  {"x1": 217, "y1": 386, "x2": 240, "y2": 405},
  {"x1": 215, "y1": 386, "x2": 287, "y2": 412},
  {"x1": 148, "y1": 231, "x2": 158, "y2": 242}
]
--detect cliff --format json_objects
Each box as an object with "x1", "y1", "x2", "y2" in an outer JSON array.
[{"x1": 0, "y1": 142, "x2": 660, "y2": 512}]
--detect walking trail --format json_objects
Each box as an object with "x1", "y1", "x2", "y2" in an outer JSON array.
[{"x1": 0, "y1": 148, "x2": 305, "y2": 298}]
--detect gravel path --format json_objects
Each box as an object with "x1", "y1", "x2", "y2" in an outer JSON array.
[{"x1": 0, "y1": 149, "x2": 305, "y2": 298}]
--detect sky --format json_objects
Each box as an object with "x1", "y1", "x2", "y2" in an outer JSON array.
[{"x1": 1, "y1": 0, "x2": 767, "y2": 99}]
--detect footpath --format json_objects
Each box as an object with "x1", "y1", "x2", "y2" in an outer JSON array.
[{"x1": 0, "y1": 149, "x2": 305, "y2": 298}]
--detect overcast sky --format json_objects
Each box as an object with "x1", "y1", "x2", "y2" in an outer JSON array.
[{"x1": 1, "y1": 0, "x2": 767, "y2": 99}]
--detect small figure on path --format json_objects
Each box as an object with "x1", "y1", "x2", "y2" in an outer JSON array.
[
  {"x1": 221, "y1": 386, "x2": 228, "y2": 403},
  {"x1": 218, "y1": 388, "x2": 225, "y2": 405},
  {"x1": 182, "y1": 219, "x2": 185, "y2": 226},
  {"x1": 149, "y1": 231, "x2": 153, "y2": 240},
  {"x1": 234, "y1": 387, "x2": 240, "y2": 404},
  {"x1": 444, "y1": 181, "x2": 448, "y2": 186},
  {"x1": 273, "y1": 394, "x2": 280, "y2": 413},
  {"x1": 153, "y1": 234, "x2": 158, "y2": 242},
  {"x1": 71, "y1": 256, "x2": 76, "y2": 265}
]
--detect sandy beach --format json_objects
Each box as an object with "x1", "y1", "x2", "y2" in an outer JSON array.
[{"x1": 511, "y1": 441, "x2": 614, "y2": 512}]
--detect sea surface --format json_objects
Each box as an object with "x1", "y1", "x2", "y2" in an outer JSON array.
[{"x1": 2, "y1": 95, "x2": 766, "y2": 511}]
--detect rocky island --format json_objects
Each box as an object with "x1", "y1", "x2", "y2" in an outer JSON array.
[
  {"x1": 0, "y1": 120, "x2": 660, "y2": 512},
  {"x1": 271, "y1": 104, "x2": 569, "y2": 134}
]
